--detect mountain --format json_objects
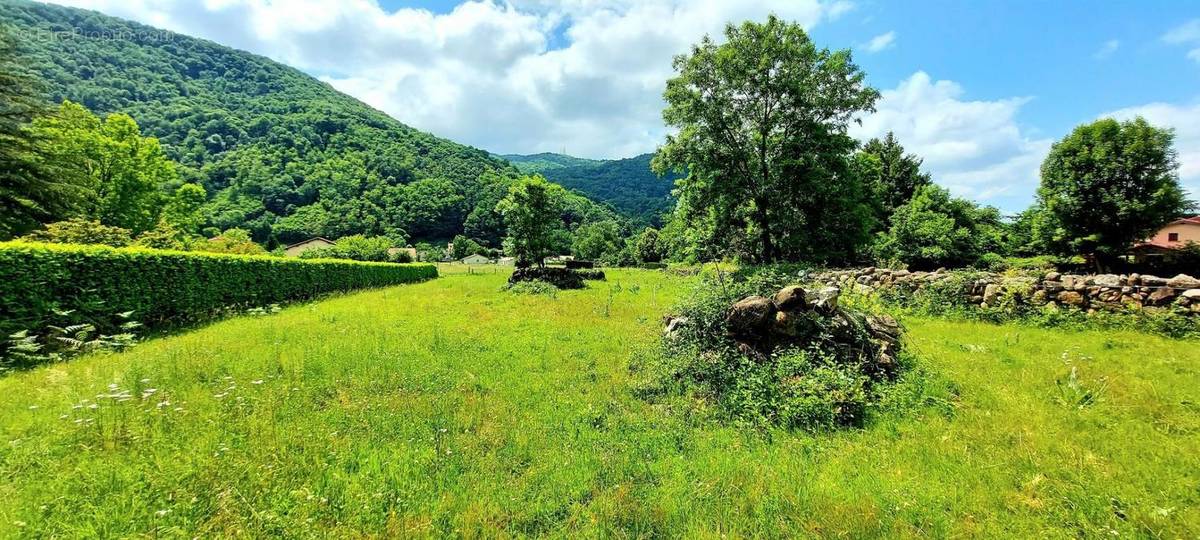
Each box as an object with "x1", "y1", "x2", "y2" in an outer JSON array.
[
  {"x1": 502, "y1": 152, "x2": 680, "y2": 225},
  {"x1": 501, "y1": 153, "x2": 601, "y2": 174},
  {"x1": 1, "y1": 0, "x2": 615, "y2": 246}
]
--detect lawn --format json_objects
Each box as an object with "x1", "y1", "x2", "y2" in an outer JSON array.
[{"x1": 0, "y1": 270, "x2": 1197, "y2": 537}]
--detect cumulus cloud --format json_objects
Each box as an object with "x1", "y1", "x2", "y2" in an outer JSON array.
[
  {"x1": 44, "y1": 0, "x2": 847, "y2": 159},
  {"x1": 850, "y1": 72, "x2": 1052, "y2": 210},
  {"x1": 1093, "y1": 39, "x2": 1119, "y2": 60},
  {"x1": 862, "y1": 31, "x2": 895, "y2": 53},
  {"x1": 1163, "y1": 19, "x2": 1200, "y2": 63},
  {"x1": 42, "y1": 1, "x2": 1064, "y2": 210},
  {"x1": 1103, "y1": 100, "x2": 1200, "y2": 200}
]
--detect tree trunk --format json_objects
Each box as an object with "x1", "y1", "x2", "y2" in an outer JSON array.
[{"x1": 755, "y1": 197, "x2": 774, "y2": 263}]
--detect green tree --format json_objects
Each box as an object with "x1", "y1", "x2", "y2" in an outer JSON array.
[
  {"x1": 653, "y1": 15, "x2": 879, "y2": 263},
  {"x1": 163, "y1": 183, "x2": 207, "y2": 235},
  {"x1": 634, "y1": 227, "x2": 664, "y2": 263},
  {"x1": 858, "y1": 132, "x2": 932, "y2": 227},
  {"x1": 0, "y1": 29, "x2": 91, "y2": 238},
  {"x1": 571, "y1": 220, "x2": 624, "y2": 262},
  {"x1": 874, "y1": 184, "x2": 999, "y2": 270},
  {"x1": 31, "y1": 101, "x2": 178, "y2": 234},
  {"x1": 1036, "y1": 117, "x2": 1191, "y2": 268},
  {"x1": 496, "y1": 176, "x2": 568, "y2": 267},
  {"x1": 450, "y1": 234, "x2": 486, "y2": 260}
]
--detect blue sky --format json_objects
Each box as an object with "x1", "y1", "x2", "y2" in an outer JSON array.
[{"x1": 47, "y1": 0, "x2": 1200, "y2": 211}]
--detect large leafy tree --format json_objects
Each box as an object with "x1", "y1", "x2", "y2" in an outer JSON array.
[
  {"x1": 571, "y1": 220, "x2": 625, "y2": 262},
  {"x1": 496, "y1": 176, "x2": 568, "y2": 267},
  {"x1": 857, "y1": 132, "x2": 932, "y2": 227},
  {"x1": 1037, "y1": 117, "x2": 1192, "y2": 267},
  {"x1": 0, "y1": 28, "x2": 90, "y2": 238},
  {"x1": 31, "y1": 101, "x2": 178, "y2": 234},
  {"x1": 653, "y1": 15, "x2": 880, "y2": 263}
]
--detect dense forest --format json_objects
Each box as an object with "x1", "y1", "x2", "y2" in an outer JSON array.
[
  {"x1": 0, "y1": 0, "x2": 618, "y2": 247},
  {"x1": 504, "y1": 153, "x2": 680, "y2": 225}
]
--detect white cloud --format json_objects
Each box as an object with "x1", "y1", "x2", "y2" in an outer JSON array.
[
  {"x1": 862, "y1": 31, "x2": 895, "y2": 53},
  {"x1": 43, "y1": 0, "x2": 848, "y2": 159},
  {"x1": 850, "y1": 72, "x2": 1052, "y2": 210},
  {"x1": 1103, "y1": 100, "x2": 1200, "y2": 201},
  {"x1": 1093, "y1": 39, "x2": 1119, "y2": 60},
  {"x1": 1163, "y1": 19, "x2": 1200, "y2": 63},
  {"x1": 1163, "y1": 19, "x2": 1200, "y2": 44}
]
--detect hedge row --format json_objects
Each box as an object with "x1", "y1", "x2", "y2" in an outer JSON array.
[{"x1": 0, "y1": 242, "x2": 438, "y2": 338}]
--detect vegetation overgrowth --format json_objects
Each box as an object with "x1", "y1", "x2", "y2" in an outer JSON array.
[
  {"x1": 0, "y1": 241, "x2": 436, "y2": 368},
  {"x1": 0, "y1": 270, "x2": 1196, "y2": 536}
]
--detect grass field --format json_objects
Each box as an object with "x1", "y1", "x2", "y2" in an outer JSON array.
[{"x1": 0, "y1": 270, "x2": 1197, "y2": 537}]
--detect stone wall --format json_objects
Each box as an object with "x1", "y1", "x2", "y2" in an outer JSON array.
[{"x1": 811, "y1": 267, "x2": 1200, "y2": 315}]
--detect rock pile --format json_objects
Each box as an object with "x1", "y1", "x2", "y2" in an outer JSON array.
[
  {"x1": 812, "y1": 268, "x2": 1200, "y2": 314},
  {"x1": 713, "y1": 285, "x2": 902, "y2": 379}
]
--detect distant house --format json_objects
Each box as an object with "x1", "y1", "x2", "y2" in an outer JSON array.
[
  {"x1": 461, "y1": 254, "x2": 491, "y2": 265},
  {"x1": 388, "y1": 247, "x2": 418, "y2": 261},
  {"x1": 497, "y1": 257, "x2": 516, "y2": 266},
  {"x1": 284, "y1": 237, "x2": 335, "y2": 257},
  {"x1": 1131, "y1": 216, "x2": 1200, "y2": 261}
]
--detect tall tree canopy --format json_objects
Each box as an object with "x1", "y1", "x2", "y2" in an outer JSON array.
[
  {"x1": 856, "y1": 132, "x2": 933, "y2": 227},
  {"x1": 653, "y1": 15, "x2": 880, "y2": 264},
  {"x1": 0, "y1": 27, "x2": 91, "y2": 238},
  {"x1": 1036, "y1": 117, "x2": 1192, "y2": 267},
  {"x1": 496, "y1": 176, "x2": 568, "y2": 267},
  {"x1": 31, "y1": 100, "x2": 178, "y2": 234}
]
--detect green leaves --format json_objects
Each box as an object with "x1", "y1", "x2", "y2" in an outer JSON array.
[
  {"x1": 1037, "y1": 117, "x2": 1192, "y2": 266},
  {"x1": 654, "y1": 15, "x2": 879, "y2": 264},
  {"x1": 0, "y1": 241, "x2": 438, "y2": 365}
]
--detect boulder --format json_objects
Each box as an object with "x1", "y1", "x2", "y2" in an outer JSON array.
[
  {"x1": 725, "y1": 296, "x2": 776, "y2": 338},
  {"x1": 1167, "y1": 274, "x2": 1200, "y2": 289},
  {"x1": 813, "y1": 287, "x2": 841, "y2": 315},
  {"x1": 1057, "y1": 291, "x2": 1086, "y2": 307},
  {"x1": 983, "y1": 283, "x2": 1002, "y2": 305},
  {"x1": 1147, "y1": 287, "x2": 1176, "y2": 306},
  {"x1": 1045, "y1": 271, "x2": 1062, "y2": 281},
  {"x1": 773, "y1": 286, "x2": 808, "y2": 312},
  {"x1": 866, "y1": 314, "x2": 901, "y2": 343},
  {"x1": 1182, "y1": 289, "x2": 1200, "y2": 301},
  {"x1": 663, "y1": 316, "x2": 690, "y2": 339},
  {"x1": 1141, "y1": 275, "x2": 1168, "y2": 287},
  {"x1": 1093, "y1": 274, "x2": 1121, "y2": 288}
]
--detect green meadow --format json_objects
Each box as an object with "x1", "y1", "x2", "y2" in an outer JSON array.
[{"x1": 0, "y1": 270, "x2": 1197, "y2": 537}]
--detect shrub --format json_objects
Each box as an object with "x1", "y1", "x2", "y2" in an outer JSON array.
[
  {"x1": 193, "y1": 229, "x2": 266, "y2": 255},
  {"x1": 509, "y1": 267, "x2": 585, "y2": 289},
  {"x1": 0, "y1": 242, "x2": 438, "y2": 362},
  {"x1": 299, "y1": 235, "x2": 397, "y2": 262},
  {"x1": 20, "y1": 219, "x2": 134, "y2": 247},
  {"x1": 504, "y1": 281, "x2": 559, "y2": 297}
]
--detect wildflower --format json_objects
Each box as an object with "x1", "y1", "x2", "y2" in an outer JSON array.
[
  {"x1": 27, "y1": 405, "x2": 37, "y2": 410},
  {"x1": 251, "y1": 380, "x2": 264, "y2": 385}
]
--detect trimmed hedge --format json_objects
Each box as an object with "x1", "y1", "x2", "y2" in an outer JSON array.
[{"x1": 0, "y1": 242, "x2": 438, "y2": 338}]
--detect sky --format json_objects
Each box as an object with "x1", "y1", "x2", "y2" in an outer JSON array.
[{"x1": 42, "y1": 0, "x2": 1200, "y2": 212}]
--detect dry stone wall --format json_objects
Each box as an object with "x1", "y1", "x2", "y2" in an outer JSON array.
[{"x1": 811, "y1": 267, "x2": 1200, "y2": 315}]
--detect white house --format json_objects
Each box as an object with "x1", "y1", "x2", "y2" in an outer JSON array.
[{"x1": 461, "y1": 254, "x2": 491, "y2": 264}]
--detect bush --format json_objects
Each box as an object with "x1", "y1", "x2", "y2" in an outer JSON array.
[
  {"x1": 0, "y1": 242, "x2": 438, "y2": 362},
  {"x1": 20, "y1": 219, "x2": 134, "y2": 247},
  {"x1": 509, "y1": 267, "x2": 585, "y2": 289},
  {"x1": 504, "y1": 281, "x2": 559, "y2": 297}
]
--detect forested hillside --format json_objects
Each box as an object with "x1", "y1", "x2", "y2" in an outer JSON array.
[
  {"x1": 503, "y1": 153, "x2": 679, "y2": 225},
  {"x1": 0, "y1": 0, "x2": 616, "y2": 246}
]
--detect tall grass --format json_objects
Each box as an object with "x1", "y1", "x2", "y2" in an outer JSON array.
[{"x1": 0, "y1": 270, "x2": 1196, "y2": 536}]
